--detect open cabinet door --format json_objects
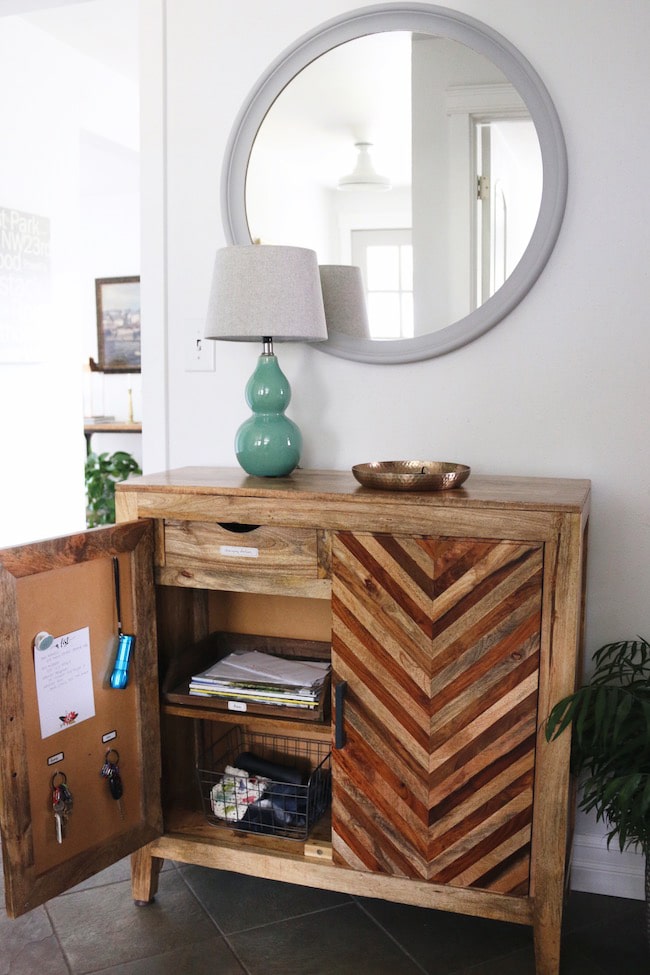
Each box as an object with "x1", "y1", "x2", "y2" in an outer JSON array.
[{"x1": 0, "y1": 520, "x2": 162, "y2": 918}]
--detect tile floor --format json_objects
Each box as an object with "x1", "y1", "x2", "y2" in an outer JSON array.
[{"x1": 1, "y1": 851, "x2": 647, "y2": 974}]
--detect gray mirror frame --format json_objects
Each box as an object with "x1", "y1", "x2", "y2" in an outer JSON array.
[{"x1": 221, "y1": 2, "x2": 568, "y2": 364}]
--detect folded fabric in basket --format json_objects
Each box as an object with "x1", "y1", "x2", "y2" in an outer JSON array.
[
  {"x1": 210, "y1": 765, "x2": 271, "y2": 822},
  {"x1": 237, "y1": 782, "x2": 307, "y2": 833}
]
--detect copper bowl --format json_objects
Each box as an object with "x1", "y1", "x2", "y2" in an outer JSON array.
[{"x1": 352, "y1": 461, "x2": 470, "y2": 492}]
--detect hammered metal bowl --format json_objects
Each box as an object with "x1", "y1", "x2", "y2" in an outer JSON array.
[{"x1": 352, "y1": 461, "x2": 470, "y2": 492}]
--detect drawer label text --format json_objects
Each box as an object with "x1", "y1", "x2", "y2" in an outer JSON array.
[{"x1": 220, "y1": 545, "x2": 259, "y2": 559}]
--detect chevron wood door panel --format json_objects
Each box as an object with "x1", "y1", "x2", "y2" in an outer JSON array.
[{"x1": 331, "y1": 531, "x2": 543, "y2": 895}]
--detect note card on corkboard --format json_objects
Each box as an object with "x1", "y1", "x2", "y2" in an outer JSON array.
[{"x1": 34, "y1": 626, "x2": 96, "y2": 739}]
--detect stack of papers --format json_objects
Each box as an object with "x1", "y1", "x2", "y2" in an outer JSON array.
[{"x1": 189, "y1": 649, "x2": 331, "y2": 710}]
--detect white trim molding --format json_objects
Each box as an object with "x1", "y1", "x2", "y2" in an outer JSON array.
[
  {"x1": 446, "y1": 82, "x2": 528, "y2": 117},
  {"x1": 570, "y1": 832, "x2": 645, "y2": 901}
]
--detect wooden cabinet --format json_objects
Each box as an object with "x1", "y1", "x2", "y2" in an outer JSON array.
[{"x1": 0, "y1": 467, "x2": 589, "y2": 975}]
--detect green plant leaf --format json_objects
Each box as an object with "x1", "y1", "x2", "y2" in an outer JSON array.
[
  {"x1": 611, "y1": 691, "x2": 632, "y2": 744},
  {"x1": 85, "y1": 449, "x2": 141, "y2": 527},
  {"x1": 545, "y1": 697, "x2": 576, "y2": 742},
  {"x1": 640, "y1": 775, "x2": 650, "y2": 818},
  {"x1": 546, "y1": 637, "x2": 650, "y2": 856}
]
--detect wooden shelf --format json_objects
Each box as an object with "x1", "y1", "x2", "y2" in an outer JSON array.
[
  {"x1": 160, "y1": 630, "x2": 331, "y2": 724},
  {"x1": 160, "y1": 701, "x2": 331, "y2": 740},
  {"x1": 162, "y1": 801, "x2": 332, "y2": 856},
  {"x1": 162, "y1": 681, "x2": 329, "y2": 724},
  {"x1": 84, "y1": 421, "x2": 142, "y2": 435}
]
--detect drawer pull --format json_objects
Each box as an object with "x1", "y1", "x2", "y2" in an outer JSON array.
[
  {"x1": 334, "y1": 681, "x2": 347, "y2": 749},
  {"x1": 217, "y1": 522, "x2": 260, "y2": 533}
]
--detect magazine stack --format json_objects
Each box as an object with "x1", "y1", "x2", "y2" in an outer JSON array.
[{"x1": 189, "y1": 648, "x2": 331, "y2": 713}]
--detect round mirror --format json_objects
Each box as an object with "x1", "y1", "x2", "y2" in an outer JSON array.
[{"x1": 222, "y1": 4, "x2": 567, "y2": 364}]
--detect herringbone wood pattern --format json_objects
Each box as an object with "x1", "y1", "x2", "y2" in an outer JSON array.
[{"x1": 331, "y1": 532, "x2": 543, "y2": 894}]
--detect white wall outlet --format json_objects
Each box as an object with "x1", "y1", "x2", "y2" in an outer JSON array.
[{"x1": 186, "y1": 323, "x2": 215, "y2": 371}]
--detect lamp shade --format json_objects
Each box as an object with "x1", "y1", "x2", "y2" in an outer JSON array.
[
  {"x1": 319, "y1": 265, "x2": 370, "y2": 338},
  {"x1": 205, "y1": 244, "x2": 327, "y2": 342}
]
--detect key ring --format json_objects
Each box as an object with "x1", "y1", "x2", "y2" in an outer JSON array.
[
  {"x1": 51, "y1": 770, "x2": 67, "y2": 790},
  {"x1": 105, "y1": 748, "x2": 120, "y2": 765}
]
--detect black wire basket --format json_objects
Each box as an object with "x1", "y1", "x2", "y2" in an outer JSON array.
[{"x1": 197, "y1": 727, "x2": 331, "y2": 840}]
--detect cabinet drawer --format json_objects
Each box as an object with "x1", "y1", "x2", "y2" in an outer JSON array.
[{"x1": 163, "y1": 520, "x2": 318, "y2": 575}]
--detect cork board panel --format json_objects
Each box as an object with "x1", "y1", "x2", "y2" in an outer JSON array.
[{"x1": 15, "y1": 553, "x2": 144, "y2": 874}]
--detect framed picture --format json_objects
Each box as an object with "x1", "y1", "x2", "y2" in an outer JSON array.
[{"x1": 93, "y1": 276, "x2": 141, "y2": 373}]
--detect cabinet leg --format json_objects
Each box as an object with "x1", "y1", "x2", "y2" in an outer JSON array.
[
  {"x1": 533, "y1": 911, "x2": 562, "y2": 975},
  {"x1": 130, "y1": 846, "x2": 164, "y2": 906}
]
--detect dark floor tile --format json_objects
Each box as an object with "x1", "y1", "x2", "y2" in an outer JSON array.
[
  {"x1": 230, "y1": 901, "x2": 425, "y2": 975},
  {"x1": 562, "y1": 889, "x2": 643, "y2": 932},
  {"x1": 46, "y1": 870, "x2": 219, "y2": 974},
  {"x1": 179, "y1": 864, "x2": 352, "y2": 932},
  {"x1": 454, "y1": 945, "x2": 536, "y2": 975},
  {"x1": 561, "y1": 897, "x2": 648, "y2": 975},
  {"x1": 75, "y1": 939, "x2": 246, "y2": 975},
  {"x1": 1, "y1": 903, "x2": 70, "y2": 975},
  {"x1": 61, "y1": 855, "x2": 173, "y2": 895},
  {"x1": 453, "y1": 941, "x2": 609, "y2": 975},
  {"x1": 61, "y1": 856, "x2": 134, "y2": 894},
  {"x1": 356, "y1": 896, "x2": 532, "y2": 975}
]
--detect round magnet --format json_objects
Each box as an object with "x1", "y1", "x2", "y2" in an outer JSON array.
[{"x1": 34, "y1": 631, "x2": 54, "y2": 651}]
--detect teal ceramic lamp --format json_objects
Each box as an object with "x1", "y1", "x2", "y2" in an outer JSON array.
[{"x1": 205, "y1": 245, "x2": 328, "y2": 477}]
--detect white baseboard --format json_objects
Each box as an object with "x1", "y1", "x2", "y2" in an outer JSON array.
[{"x1": 569, "y1": 831, "x2": 645, "y2": 900}]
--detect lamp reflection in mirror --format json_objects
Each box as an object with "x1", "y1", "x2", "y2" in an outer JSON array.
[
  {"x1": 319, "y1": 265, "x2": 370, "y2": 338},
  {"x1": 338, "y1": 142, "x2": 391, "y2": 191},
  {"x1": 205, "y1": 245, "x2": 327, "y2": 477}
]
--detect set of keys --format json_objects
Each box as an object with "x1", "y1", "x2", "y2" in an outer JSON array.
[
  {"x1": 100, "y1": 748, "x2": 125, "y2": 819},
  {"x1": 51, "y1": 772, "x2": 73, "y2": 844},
  {"x1": 49, "y1": 749, "x2": 126, "y2": 845}
]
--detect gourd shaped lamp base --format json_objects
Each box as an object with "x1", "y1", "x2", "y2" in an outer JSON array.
[{"x1": 235, "y1": 351, "x2": 302, "y2": 477}]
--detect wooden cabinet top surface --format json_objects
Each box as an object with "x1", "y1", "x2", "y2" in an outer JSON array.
[{"x1": 118, "y1": 466, "x2": 590, "y2": 514}]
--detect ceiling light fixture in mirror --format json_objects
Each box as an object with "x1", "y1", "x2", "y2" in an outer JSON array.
[{"x1": 221, "y1": 3, "x2": 567, "y2": 364}]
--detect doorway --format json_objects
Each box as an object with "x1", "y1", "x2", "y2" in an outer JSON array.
[
  {"x1": 474, "y1": 117, "x2": 542, "y2": 305},
  {"x1": 0, "y1": 0, "x2": 140, "y2": 546}
]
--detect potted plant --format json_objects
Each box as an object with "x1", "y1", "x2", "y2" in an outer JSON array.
[
  {"x1": 85, "y1": 449, "x2": 142, "y2": 527},
  {"x1": 545, "y1": 637, "x2": 650, "y2": 946}
]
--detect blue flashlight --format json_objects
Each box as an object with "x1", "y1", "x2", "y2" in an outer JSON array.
[
  {"x1": 110, "y1": 632, "x2": 134, "y2": 689},
  {"x1": 110, "y1": 557, "x2": 134, "y2": 689}
]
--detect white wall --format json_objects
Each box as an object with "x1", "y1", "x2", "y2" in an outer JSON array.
[
  {"x1": 0, "y1": 15, "x2": 87, "y2": 546},
  {"x1": 141, "y1": 0, "x2": 650, "y2": 898},
  {"x1": 0, "y1": 6, "x2": 142, "y2": 550}
]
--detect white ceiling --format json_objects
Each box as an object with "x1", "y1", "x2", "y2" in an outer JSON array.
[
  {"x1": 9, "y1": 0, "x2": 138, "y2": 81},
  {"x1": 250, "y1": 31, "x2": 413, "y2": 189}
]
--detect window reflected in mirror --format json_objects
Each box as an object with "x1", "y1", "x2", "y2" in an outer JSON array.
[{"x1": 351, "y1": 229, "x2": 413, "y2": 339}]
